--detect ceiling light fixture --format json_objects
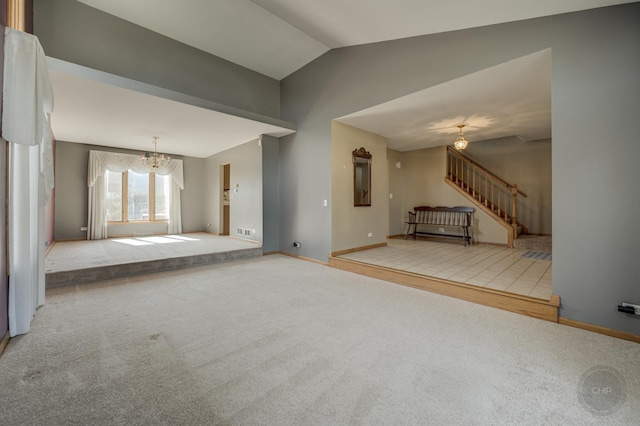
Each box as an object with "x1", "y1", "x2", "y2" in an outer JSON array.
[
  {"x1": 453, "y1": 124, "x2": 469, "y2": 151},
  {"x1": 141, "y1": 136, "x2": 171, "y2": 169}
]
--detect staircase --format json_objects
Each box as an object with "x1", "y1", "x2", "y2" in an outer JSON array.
[{"x1": 445, "y1": 146, "x2": 530, "y2": 248}]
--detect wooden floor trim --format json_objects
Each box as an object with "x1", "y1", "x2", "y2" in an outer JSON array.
[
  {"x1": 278, "y1": 251, "x2": 329, "y2": 266},
  {"x1": 45, "y1": 241, "x2": 55, "y2": 256},
  {"x1": 329, "y1": 256, "x2": 559, "y2": 322},
  {"x1": 559, "y1": 317, "x2": 640, "y2": 344},
  {"x1": 0, "y1": 330, "x2": 9, "y2": 357}
]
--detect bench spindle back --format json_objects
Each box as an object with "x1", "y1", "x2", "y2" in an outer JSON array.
[{"x1": 406, "y1": 206, "x2": 474, "y2": 246}]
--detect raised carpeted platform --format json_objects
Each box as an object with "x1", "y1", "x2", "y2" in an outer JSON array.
[{"x1": 45, "y1": 233, "x2": 262, "y2": 288}]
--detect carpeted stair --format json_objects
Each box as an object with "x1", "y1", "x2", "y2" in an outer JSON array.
[{"x1": 513, "y1": 235, "x2": 552, "y2": 252}]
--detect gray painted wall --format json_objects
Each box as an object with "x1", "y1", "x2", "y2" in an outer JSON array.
[
  {"x1": 204, "y1": 139, "x2": 263, "y2": 244},
  {"x1": 34, "y1": 0, "x2": 280, "y2": 119},
  {"x1": 54, "y1": 141, "x2": 205, "y2": 240},
  {"x1": 280, "y1": 4, "x2": 640, "y2": 334},
  {"x1": 54, "y1": 141, "x2": 86, "y2": 240},
  {"x1": 550, "y1": 5, "x2": 640, "y2": 335},
  {"x1": 180, "y1": 156, "x2": 206, "y2": 233},
  {"x1": 0, "y1": 1, "x2": 7, "y2": 340},
  {"x1": 262, "y1": 135, "x2": 280, "y2": 253},
  {"x1": 0, "y1": 139, "x2": 6, "y2": 340}
]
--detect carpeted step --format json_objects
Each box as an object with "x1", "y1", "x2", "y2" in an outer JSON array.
[
  {"x1": 46, "y1": 246, "x2": 263, "y2": 288},
  {"x1": 514, "y1": 236, "x2": 552, "y2": 253}
]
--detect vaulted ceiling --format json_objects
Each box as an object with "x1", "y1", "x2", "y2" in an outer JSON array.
[
  {"x1": 51, "y1": 1, "x2": 636, "y2": 157},
  {"x1": 75, "y1": 0, "x2": 634, "y2": 80}
]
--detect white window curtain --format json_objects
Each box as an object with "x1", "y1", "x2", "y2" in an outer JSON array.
[
  {"x1": 87, "y1": 150, "x2": 183, "y2": 240},
  {"x1": 2, "y1": 28, "x2": 54, "y2": 336}
]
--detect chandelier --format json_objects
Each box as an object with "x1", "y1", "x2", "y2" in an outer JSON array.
[
  {"x1": 141, "y1": 136, "x2": 171, "y2": 169},
  {"x1": 453, "y1": 124, "x2": 469, "y2": 151}
]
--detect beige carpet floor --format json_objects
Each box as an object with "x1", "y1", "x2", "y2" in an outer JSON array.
[{"x1": 2, "y1": 255, "x2": 638, "y2": 425}]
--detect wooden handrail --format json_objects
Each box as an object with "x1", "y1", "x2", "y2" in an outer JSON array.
[
  {"x1": 446, "y1": 145, "x2": 529, "y2": 243},
  {"x1": 446, "y1": 146, "x2": 527, "y2": 197}
]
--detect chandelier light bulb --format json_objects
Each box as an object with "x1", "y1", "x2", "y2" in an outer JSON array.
[{"x1": 453, "y1": 124, "x2": 468, "y2": 151}]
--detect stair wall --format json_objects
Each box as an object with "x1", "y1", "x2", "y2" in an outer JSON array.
[{"x1": 463, "y1": 137, "x2": 552, "y2": 235}]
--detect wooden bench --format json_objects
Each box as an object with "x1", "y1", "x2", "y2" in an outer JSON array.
[{"x1": 405, "y1": 206, "x2": 474, "y2": 246}]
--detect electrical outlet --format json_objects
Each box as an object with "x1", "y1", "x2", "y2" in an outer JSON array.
[
  {"x1": 368, "y1": 232, "x2": 373, "y2": 237},
  {"x1": 621, "y1": 303, "x2": 640, "y2": 315},
  {"x1": 293, "y1": 242, "x2": 301, "y2": 248},
  {"x1": 80, "y1": 226, "x2": 88, "y2": 231},
  {"x1": 438, "y1": 228, "x2": 445, "y2": 233}
]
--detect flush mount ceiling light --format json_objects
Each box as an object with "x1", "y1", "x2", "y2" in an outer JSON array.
[
  {"x1": 453, "y1": 124, "x2": 469, "y2": 151},
  {"x1": 141, "y1": 136, "x2": 171, "y2": 169}
]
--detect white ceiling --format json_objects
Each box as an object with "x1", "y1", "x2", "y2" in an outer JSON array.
[
  {"x1": 49, "y1": 70, "x2": 296, "y2": 158},
  {"x1": 337, "y1": 49, "x2": 552, "y2": 151},
  {"x1": 53, "y1": 0, "x2": 635, "y2": 157}
]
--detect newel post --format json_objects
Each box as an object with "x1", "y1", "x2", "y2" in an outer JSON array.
[{"x1": 511, "y1": 185, "x2": 518, "y2": 238}]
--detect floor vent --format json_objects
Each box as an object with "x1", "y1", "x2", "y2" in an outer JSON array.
[{"x1": 133, "y1": 232, "x2": 153, "y2": 238}]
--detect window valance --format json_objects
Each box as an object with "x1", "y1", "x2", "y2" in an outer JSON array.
[{"x1": 88, "y1": 150, "x2": 184, "y2": 189}]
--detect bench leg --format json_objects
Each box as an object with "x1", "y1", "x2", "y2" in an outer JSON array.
[
  {"x1": 405, "y1": 223, "x2": 415, "y2": 240},
  {"x1": 462, "y1": 226, "x2": 470, "y2": 247}
]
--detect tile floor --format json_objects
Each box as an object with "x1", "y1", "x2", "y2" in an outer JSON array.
[{"x1": 338, "y1": 238, "x2": 553, "y2": 300}]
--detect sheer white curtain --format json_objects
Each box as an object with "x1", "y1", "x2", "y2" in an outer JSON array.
[
  {"x1": 2, "y1": 28, "x2": 54, "y2": 336},
  {"x1": 87, "y1": 150, "x2": 183, "y2": 239}
]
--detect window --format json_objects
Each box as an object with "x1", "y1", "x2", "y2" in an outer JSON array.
[
  {"x1": 128, "y1": 170, "x2": 149, "y2": 220},
  {"x1": 155, "y1": 173, "x2": 170, "y2": 221},
  {"x1": 105, "y1": 170, "x2": 170, "y2": 223}
]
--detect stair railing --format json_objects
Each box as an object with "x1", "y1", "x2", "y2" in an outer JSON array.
[{"x1": 446, "y1": 146, "x2": 527, "y2": 237}]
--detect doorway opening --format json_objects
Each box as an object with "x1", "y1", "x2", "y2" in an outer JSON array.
[{"x1": 221, "y1": 164, "x2": 230, "y2": 236}]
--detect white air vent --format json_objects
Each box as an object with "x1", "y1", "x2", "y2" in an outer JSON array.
[{"x1": 133, "y1": 232, "x2": 153, "y2": 237}]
